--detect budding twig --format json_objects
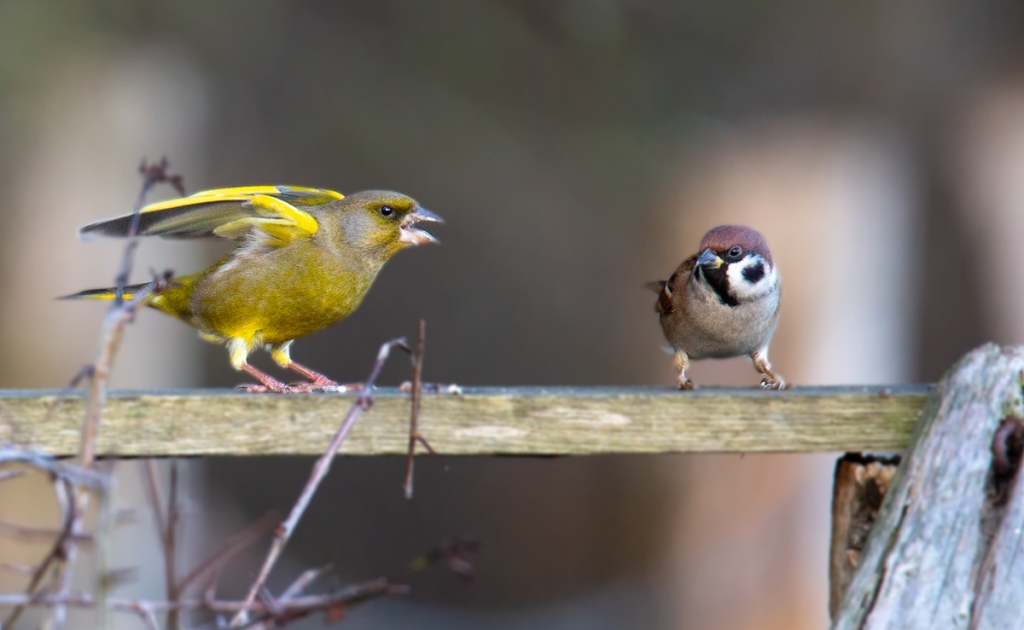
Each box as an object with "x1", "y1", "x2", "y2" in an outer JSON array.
[
  {"x1": 230, "y1": 337, "x2": 410, "y2": 628},
  {"x1": 403, "y1": 319, "x2": 426, "y2": 499}
]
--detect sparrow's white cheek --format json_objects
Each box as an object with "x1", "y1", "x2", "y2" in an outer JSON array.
[{"x1": 727, "y1": 257, "x2": 777, "y2": 301}]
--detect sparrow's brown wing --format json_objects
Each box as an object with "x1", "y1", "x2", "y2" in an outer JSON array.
[{"x1": 649, "y1": 253, "x2": 698, "y2": 315}]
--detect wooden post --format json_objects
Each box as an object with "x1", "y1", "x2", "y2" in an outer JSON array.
[{"x1": 832, "y1": 344, "x2": 1024, "y2": 629}]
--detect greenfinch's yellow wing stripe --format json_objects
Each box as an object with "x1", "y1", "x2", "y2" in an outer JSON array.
[
  {"x1": 79, "y1": 186, "x2": 342, "y2": 244},
  {"x1": 188, "y1": 185, "x2": 344, "y2": 207}
]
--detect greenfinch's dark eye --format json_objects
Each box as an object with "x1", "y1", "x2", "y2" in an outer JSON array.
[
  {"x1": 727, "y1": 246, "x2": 743, "y2": 259},
  {"x1": 379, "y1": 206, "x2": 394, "y2": 217}
]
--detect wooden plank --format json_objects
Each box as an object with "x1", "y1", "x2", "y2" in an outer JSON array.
[{"x1": 0, "y1": 386, "x2": 928, "y2": 457}]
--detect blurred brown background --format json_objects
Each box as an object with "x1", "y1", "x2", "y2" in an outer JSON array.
[{"x1": 2, "y1": 1, "x2": 1023, "y2": 628}]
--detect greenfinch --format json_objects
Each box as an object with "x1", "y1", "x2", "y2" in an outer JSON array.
[{"x1": 67, "y1": 185, "x2": 442, "y2": 392}]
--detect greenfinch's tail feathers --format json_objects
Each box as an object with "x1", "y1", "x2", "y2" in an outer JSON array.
[
  {"x1": 60, "y1": 283, "x2": 149, "y2": 301},
  {"x1": 61, "y1": 277, "x2": 196, "y2": 322}
]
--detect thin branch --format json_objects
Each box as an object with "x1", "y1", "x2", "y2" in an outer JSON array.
[
  {"x1": 176, "y1": 511, "x2": 277, "y2": 594},
  {"x1": 0, "y1": 469, "x2": 26, "y2": 483},
  {"x1": 403, "y1": 319, "x2": 426, "y2": 499},
  {"x1": 143, "y1": 460, "x2": 168, "y2": 544},
  {"x1": 394, "y1": 537, "x2": 480, "y2": 583},
  {"x1": 167, "y1": 461, "x2": 181, "y2": 629},
  {"x1": 115, "y1": 157, "x2": 183, "y2": 304},
  {"x1": 0, "y1": 580, "x2": 408, "y2": 616},
  {"x1": 229, "y1": 337, "x2": 409, "y2": 628},
  {"x1": 2, "y1": 563, "x2": 41, "y2": 575},
  {"x1": 1, "y1": 478, "x2": 75, "y2": 627},
  {"x1": 92, "y1": 459, "x2": 118, "y2": 630},
  {"x1": 279, "y1": 565, "x2": 331, "y2": 601},
  {"x1": 38, "y1": 364, "x2": 95, "y2": 437},
  {"x1": 0, "y1": 519, "x2": 93, "y2": 544},
  {"x1": 58, "y1": 158, "x2": 183, "y2": 630},
  {"x1": 0, "y1": 447, "x2": 108, "y2": 490}
]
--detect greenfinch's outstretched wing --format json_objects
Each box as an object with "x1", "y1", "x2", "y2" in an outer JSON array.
[{"x1": 79, "y1": 185, "x2": 344, "y2": 246}]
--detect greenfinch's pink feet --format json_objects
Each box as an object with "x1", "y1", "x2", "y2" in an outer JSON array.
[
  {"x1": 238, "y1": 362, "x2": 363, "y2": 393},
  {"x1": 285, "y1": 361, "x2": 339, "y2": 388},
  {"x1": 284, "y1": 361, "x2": 364, "y2": 392}
]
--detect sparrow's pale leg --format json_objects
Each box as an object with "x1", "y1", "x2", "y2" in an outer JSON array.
[
  {"x1": 674, "y1": 350, "x2": 695, "y2": 390},
  {"x1": 751, "y1": 348, "x2": 785, "y2": 390}
]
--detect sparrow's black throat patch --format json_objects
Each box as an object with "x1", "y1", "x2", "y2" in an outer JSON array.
[{"x1": 699, "y1": 264, "x2": 738, "y2": 307}]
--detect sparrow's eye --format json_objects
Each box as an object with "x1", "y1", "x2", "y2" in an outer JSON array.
[
  {"x1": 379, "y1": 205, "x2": 395, "y2": 217},
  {"x1": 727, "y1": 246, "x2": 743, "y2": 260}
]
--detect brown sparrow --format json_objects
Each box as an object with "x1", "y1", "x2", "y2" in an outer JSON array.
[{"x1": 648, "y1": 225, "x2": 784, "y2": 390}]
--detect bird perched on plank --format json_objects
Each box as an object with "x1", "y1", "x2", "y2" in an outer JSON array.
[
  {"x1": 647, "y1": 225, "x2": 784, "y2": 390},
  {"x1": 67, "y1": 185, "x2": 442, "y2": 393}
]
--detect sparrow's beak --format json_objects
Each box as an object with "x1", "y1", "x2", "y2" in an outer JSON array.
[
  {"x1": 696, "y1": 248, "x2": 724, "y2": 269},
  {"x1": 399, "y1": 206, "x2": 444, "y2": 245}
]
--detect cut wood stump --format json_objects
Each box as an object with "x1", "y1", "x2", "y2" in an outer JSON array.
[
  {"x1": 829, "y1": 452, "x2": 901, "y2": 619},
  {"x1": 831, "y1": 343, "x2": 1024, "y2": 630}
]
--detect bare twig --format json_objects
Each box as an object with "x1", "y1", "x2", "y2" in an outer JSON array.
[
  {"x1": 0, "y1": 538, "x2": 475, "y2": 627},
  {"x1": 144, "y1": 458, "x2": 184, "y2": 629},
  {"x1": 2, "y1": 477, "x2": 76, "y2": 627},
  {"x1": 0, "y1": 580, "x2": 408, "y2": 616},
  {"x1": 143, "y1": 460, "x2": 168, "y2": 548},
  {"x1": 1, "y1": 563, "x2": 40, "y2": 575},
  {"x1": 83, "y1": 158, "x2": 183, "y2": 469},
  {"x1": 177, "y1": 511, "x2": 278, "y2": 594},
  {"x1": 0, "y1": 447, "x2": 108, "y2": 490},
  {"x1": 403, "y1": 319, "x2": 426, "y2": 499},
  {"x1": 115, "y1": 157, "x2": 183, "y2": 304},
  {"x1": 230, "y1": 337, "x2": 410, "y2": 628},
  {"x1": 0, "y1": 519, "x2": 93, "y2": 544},
  {"x1": 279, "y1": 565, "x2": 332, "y2": 601},
  {"x1": 396, "y1": 537, "x2": 480, "y2": 583},
  {"x1": 0, "y1": 469, "x2": 26, "y2": 483},
  {"x1": 38, "y1": 364, "x2": 96, "y2": 436},
  {"x1": 54, "y1": 158, "x2": 183, "y2": 629}
]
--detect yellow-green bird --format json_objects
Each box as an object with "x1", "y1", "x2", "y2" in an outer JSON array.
[{"x1": 68, "y1": 185, "x2": 442, "y2": 392}]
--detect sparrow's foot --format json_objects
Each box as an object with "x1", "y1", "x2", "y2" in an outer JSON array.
[
  {"x1": 673, "y1": 351, "x2": 694, "y2": 391},
  {"x1": 760, "y1": 376, "x2": 786, "y2": 390},
  {"x1": 751, "y1": 349, "x2": 785, "y2": 391}
]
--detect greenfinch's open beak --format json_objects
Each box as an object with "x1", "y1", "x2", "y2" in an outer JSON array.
[
  {"x1": 696, "y1": 248, "x2": 724, "y2": 269},
  {"x1": 399, "y1": 206, "x2": 444, "y2": 245}
]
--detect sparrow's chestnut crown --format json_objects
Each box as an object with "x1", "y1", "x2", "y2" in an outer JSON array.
[{"x1": 699, "y1": 225, "x2": 773, "y2": 265}]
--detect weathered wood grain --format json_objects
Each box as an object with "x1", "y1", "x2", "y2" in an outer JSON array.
[
  {"x1": 0, "y1": 385, "x2": 926, "y2": 457},
  {"x1": 832, "y1": 344, "x2": 1024, "y2": 630}
]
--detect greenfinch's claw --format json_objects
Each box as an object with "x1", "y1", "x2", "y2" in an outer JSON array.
[
  {"x1": 236, "y1": 381, "x2": 338, "y2": 394},
  {"x1": 237, "y1": 383, "x2": 270, "y2": 393}
]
